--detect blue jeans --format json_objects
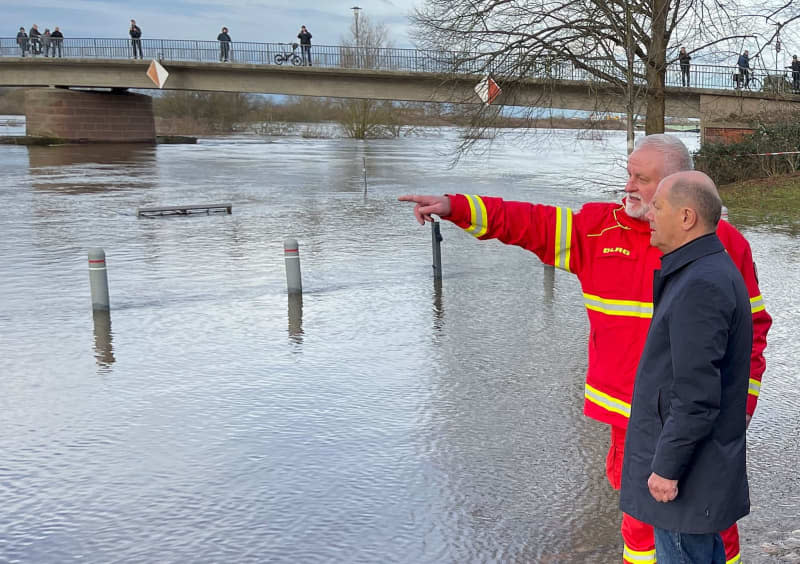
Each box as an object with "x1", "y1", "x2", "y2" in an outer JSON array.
[{"x1": 654, "y1": 528, "x2": 726, "y2": 564}]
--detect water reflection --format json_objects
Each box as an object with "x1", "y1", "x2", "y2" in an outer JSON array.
[
  {"x1": 27, "y1": 143, "x2": 157, "y2": 193},
  {"x1": 432, "y1": 279, "x2": 444, "y2": 333},
  {"x1": 542, "y1": 264, "x2": 555, "y2": 305},
  {"x1": 287, "y1": 294, "x2": 304, "y2": 345},
  {"x1": 92, "y1": 310, "x2": 115, "y2": 369}
]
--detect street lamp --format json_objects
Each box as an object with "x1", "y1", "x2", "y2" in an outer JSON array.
[{"x1": 351, "y1": 5, "x2": 361, "y2": 67}]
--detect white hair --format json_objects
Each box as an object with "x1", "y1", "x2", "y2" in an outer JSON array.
[{"x1": 634, "y1": 134, "x2": 694, "y2": 175}]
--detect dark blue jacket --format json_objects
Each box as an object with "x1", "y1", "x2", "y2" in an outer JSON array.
[
  {"x1": 620, "y1": 233, "x2": 752, "y2": 533},
  {"x1": 737, "y1": 54, "x2": 750, "y2": 69}
]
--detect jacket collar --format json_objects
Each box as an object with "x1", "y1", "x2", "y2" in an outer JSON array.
[
  {"x1": 617, "y1": 199, "x2": 651, "y2": 233},
  {"x1": 659, "y1": 232, "x2": 724, "y2": 277}
]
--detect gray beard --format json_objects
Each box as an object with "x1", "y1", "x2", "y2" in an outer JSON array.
[{"x1": 625, "y1": 199, "x2": 649, "y2": 219}]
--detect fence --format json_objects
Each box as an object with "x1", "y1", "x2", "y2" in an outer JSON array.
[{"x1": 1, "y1": 37, "x2": 795, "y2": 95}]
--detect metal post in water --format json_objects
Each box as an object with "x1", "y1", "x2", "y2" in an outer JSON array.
[
  {"x1": 284, "y1": 238, "x2": 303, "y2": 294},
  {"x1": 362, "y1": 157, "x2": 367, "y2": 193},
  {"x1": 721, "y1": 205, "x2": 729, "y2": 222},
  {"x1": 431, "y1": 221, "x2": 443, "y2": 281},
  {"x1": 88, "y1": 248, "x2": 110, "y2": 310}
]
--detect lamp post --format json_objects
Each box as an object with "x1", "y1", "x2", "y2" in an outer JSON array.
[{"x1": 351, "y1": 6, "x2": 361, "y2": 67}]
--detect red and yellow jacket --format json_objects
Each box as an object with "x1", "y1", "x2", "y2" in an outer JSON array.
[{"x1": 445, "y1": 194, "x2": 772, "y2": 430}]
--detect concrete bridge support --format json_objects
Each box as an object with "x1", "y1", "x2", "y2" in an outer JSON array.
[{"x1": 25, "y1": 89, "x2": 156, "y2": 143}]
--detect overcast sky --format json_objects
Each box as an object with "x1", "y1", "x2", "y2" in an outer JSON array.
[{"x1": 6, "y1": 0, "x2": 422, "y2": 47}]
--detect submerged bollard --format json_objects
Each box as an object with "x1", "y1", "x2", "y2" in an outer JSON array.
[
  {"x1": 721, "y1": 205, "x2": 729, "y2": 222},
  {"x1": 431, "y1": 221, "x2": 443, "y2": 281},
  {"x1": 362, "y1": 157, "x2": 368, "y2": 193},
  {"x1": 88, "y1": 248, "x2": 110, "y2": 310},
  {"x1": 284, "y1": 238, "x2": 302, "y2": 294}
]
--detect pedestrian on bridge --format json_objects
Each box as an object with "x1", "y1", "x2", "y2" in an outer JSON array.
[
  {"x1": 736, "y1": 50, "x2": 751, "y2": 89},
  {"x1": 51, "y1": 27, "x2": 63, "y2": 58},
  {"x1": 217, "y1": 27, "x2": 231, "y2": 62},
  {"x1": 42, "y1": 29, "x2": 52, "y2": 57},
  {"x1": 679, "y1": 47, "x2": 691, "y2": 87},
  {"x1": 16, "y1": 27, "x2": 28, "y2": 58},
  {"x1": 298, "y1": 25, "x2": 312, "y2": 66},
  {"x1": 129, "y1": 19, "x2": 143, "y2": 59},
  {"x1": 786, "y1": 55, "x2": 800, "y2": 93},
  {"x1": 29, "y1": 24, "x2": 41, "y2": 55},
  {"x1": 398, "y1": 134, "x2": 771, "y2": 564}
]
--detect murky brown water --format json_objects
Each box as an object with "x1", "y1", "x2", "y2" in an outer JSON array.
[{"x1": 0, "y1": 127, "x2": 797, "y2": 563}]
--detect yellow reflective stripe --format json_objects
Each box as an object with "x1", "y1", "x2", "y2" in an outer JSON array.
[
  {"x1": 585, "y1": 383, "x2": 631, "y2": 418},
  {"x1": 554, "y1": 207, "x2": 572, "y2": 272},
  {"x1": 726, "y1": 552, "x2": 741, "y2": 564},
  {"x1": 623, "y1": 544, "x2": 656, "y2": 564},
  {"x1": 750, "y1": 294, "x2": 765, "y2": 314},
  {"x1": 749, "y1": 378, "x2": 761, "y2": 397},
  {"x1": 464, "y1": 194, "x2": 488, "y2": 238},
  {"x1": 583, "y1": 293, "x2": 653, "y2": 319}
]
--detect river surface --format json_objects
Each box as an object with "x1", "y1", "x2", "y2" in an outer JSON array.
[{"x1": 0, "y1": 124, "x2": 797, "y2": 563}]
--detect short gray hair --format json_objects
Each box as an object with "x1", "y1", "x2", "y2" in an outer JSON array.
[
  {"x1": 668, "y1": 174, "x2": 722, "y2": 230},
  {"x1": 634, "y1": 134, "x2": 694, "y2": 176}
]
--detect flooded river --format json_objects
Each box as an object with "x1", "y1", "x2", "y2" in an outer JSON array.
[{"x1": 0, "y1": 125, "x2": 797, "y2": 563}]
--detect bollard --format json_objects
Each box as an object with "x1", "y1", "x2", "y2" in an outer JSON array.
[
  {"x1": 431, "y1": 221, "x2": 443, "y2": 281},
  {"x1": 88, "y1": 248, "x2": 110, "y2": 310},
  {"x1": 721, "y1": 205, "x2": 729, "y2": 222},
  {"x1": 284, "y1": 238, "x2": 303, "y2": 294}
]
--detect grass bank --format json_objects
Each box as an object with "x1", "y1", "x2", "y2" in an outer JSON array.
[{"x1": 719, "y1": 173, "x2": 800, "y2": 232}]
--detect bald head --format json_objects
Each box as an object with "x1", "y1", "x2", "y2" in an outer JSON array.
[{"x1": 661, "y1": 171, "x2": 722, "y2": 232}]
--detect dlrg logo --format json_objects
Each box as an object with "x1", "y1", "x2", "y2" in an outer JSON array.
[{"x1": 603, "y1": 247, "x2": 631, "y2": 256}]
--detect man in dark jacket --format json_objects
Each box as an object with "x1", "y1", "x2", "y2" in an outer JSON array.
[
  {"x1": 787, "y1": 54, "x2": 800, "y2": 92},
  {"x1": 51, "y1": 27, "x2": 64, "y2": 58},
  {"x1": 736, "y1": 50, "x2": 751, "y2": 88},
  {"x1": 217, "y1": 26, "x2": 231, "y2": 62},
  {"x1": 129, "y1": 19, "x2": 143, "y2": 59},
  {"x1": 16, "y1": 27, "x2": 28, "y2": 57},
  {"x1": 679, "y1": 46, "x2": 691, "y2": 87},
  {"x1": 620, "y1": 170, "x2": 752, "y2": 563},
  {"x1": 297, "y1": 25, "x2": 312, "y2": 66}
]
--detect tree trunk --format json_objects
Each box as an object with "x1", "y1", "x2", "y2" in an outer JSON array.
[{"x1": 645, "y1": 0, "x2": 668, "y2": 134}]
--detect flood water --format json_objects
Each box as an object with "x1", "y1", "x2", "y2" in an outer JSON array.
[{"x1": 0, "y1": 124, "x2": 798, "y2": 563}]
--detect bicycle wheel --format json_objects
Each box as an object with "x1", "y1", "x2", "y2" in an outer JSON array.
[
  {"x1": 749, "y1": 77, "x2": 762, "y2": 91},
  {"x1": 290, "y1": 55, "x2": 302, "y2": 66},
  {"x1": 273, "y1": 54, "x2": 284, "y2": 65}
]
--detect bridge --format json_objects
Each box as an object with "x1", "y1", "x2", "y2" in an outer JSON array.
[{"x1": 2, "y1": 37, "x2": 798, "y2": 143}]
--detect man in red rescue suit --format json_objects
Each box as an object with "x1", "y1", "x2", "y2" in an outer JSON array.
[{"x1": 399, "y1": 134, "x2": 771, "y2": 564}]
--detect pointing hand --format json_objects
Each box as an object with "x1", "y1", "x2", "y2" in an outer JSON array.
[{"x1": 398, "y1": 194, "x2": 451, "y2": 225}]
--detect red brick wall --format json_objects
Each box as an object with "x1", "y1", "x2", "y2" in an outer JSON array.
[
  {"x1": 25, "y1": 89, "x2": 155, "y2": 142},
  {"x1": 703, "y1": 127, "x2": 755, "y2": 145}
]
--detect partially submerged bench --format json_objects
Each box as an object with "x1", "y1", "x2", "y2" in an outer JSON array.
[{"x1": 136, "y1": 203, "x2": 232, "y2": 217}]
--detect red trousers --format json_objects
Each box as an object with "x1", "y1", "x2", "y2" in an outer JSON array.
[{"x1": 607, "y1": 426, "x2": 741, "y2": 564}]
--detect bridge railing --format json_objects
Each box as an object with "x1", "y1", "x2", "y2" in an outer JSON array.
[{"x1": 1, "y1": 37, "x2": 794, "y2": 95}]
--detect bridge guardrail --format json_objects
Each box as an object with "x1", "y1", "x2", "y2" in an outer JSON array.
[{"x1": 1, "y1": 37, "x2": 794, "y2": 95}]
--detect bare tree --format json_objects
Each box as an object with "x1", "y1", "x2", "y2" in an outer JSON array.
[
  {"x1": 336, "y1": 12, "x2": 402, "y2": 138},
  {"x1": 412, "y1": 0, "x2": 800, "y2": 142}
]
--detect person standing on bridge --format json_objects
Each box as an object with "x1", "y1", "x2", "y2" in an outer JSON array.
[
  {"x1": 217, "y1": 27, "x2": 231, "y2": 62},
  {"x1": 398, "y1": 134, "x2": 771, "y2": 564},
  {"x1": 41, "y1": 29, "x2": 52, "y2": 57},
  {"x1": 737, "y1": 50, "x2": 751, "y2": 89},
  {"x1": 29, "y1": 24, "x2": 41, "y2": 55},
  {"x1": 679, "y1": 47, "x2": 691, "y2": 87},
  {"x1": 129, "y1": 19, "x2": 143, "y2": 59},
  {"x1": 16, "y1": 27, "x2": 28, "y2": 58},
  {"x1": 51, "y1": 27, "x2": 63, "y2": 58},
  {"x1": 786, "y1": 55, "x2": 800, "y2": 93},
  {"x1": 298, "y1": 25, "x2": 312, "y2": 66}
]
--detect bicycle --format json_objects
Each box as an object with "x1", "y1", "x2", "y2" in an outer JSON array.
[
  {"x1": 274, "y1": 43, "x2": 302, "y2": 66},
  {"x1": 733, "y1": 68, "x2": 761, "y2": 91}
]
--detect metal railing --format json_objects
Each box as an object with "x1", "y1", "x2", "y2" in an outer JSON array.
[{"x1": 1, "y1": 37, "x2": 796, "y2": 95}]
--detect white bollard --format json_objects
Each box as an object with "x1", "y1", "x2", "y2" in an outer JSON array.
[
  {"x1": 88, "y1": 248, "x2": 110, "y2": 310},
  {"x1": 284, "y1": 238, "x2": 302, "y2": 294},
  {"x1": 721, "y1": 205, "x2": 729, "y2": 222}
]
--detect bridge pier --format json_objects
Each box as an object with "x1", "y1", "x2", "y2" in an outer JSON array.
[{"x1": 25, "y1": 88, "x2": 156, "y2": 143}]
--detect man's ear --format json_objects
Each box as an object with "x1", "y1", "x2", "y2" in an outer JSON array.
[{"x1": 681, "y1": 207, "x2": 698, "y2": 231}]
